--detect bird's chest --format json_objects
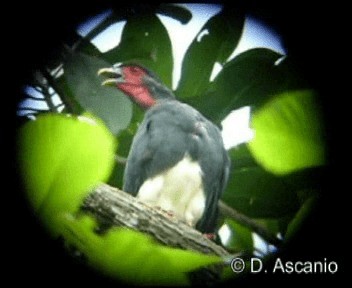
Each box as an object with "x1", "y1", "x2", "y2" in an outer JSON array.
[{"x1": 136, "y1": 155, "x2": 206, "y2": 227}]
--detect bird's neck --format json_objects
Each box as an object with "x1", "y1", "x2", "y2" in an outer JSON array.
[
  {"x1": 118, "y1": 80, "x2": 176, "y2": 110},
  {"x1": 118, "y1": 83, "x2": 156, "y2": 109}
]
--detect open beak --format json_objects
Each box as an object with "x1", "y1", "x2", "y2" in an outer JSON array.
[{"x1": 97, "y1": 67, "x2": 123, "y2": 86}]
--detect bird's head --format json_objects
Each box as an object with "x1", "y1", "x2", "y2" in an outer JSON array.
[{"x1": 98, "y1": 64, "x2": 175, "y2": 109}]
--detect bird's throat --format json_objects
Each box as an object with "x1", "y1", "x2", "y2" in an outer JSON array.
[{"x1": 118, "y1": 83, "x2": 156, "y2": 109}]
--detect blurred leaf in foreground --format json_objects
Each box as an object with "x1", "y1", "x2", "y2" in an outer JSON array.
[
  {"x1": 61, "y1": 215, "x2": 222, "y2": 286},
  {"x1": 18, "y1": 113, "x2": 117, "y2": 235},
  {"x1": 248, "y1": 90, "x2": 325, "y2": 175}
]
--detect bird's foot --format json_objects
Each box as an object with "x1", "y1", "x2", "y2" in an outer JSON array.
[
  {"x1": 165, "y1": 209, "x2": 175, "y2": 218},
  {"x1": 203, "y1": 233, "x2": 216, "y2": 241}
]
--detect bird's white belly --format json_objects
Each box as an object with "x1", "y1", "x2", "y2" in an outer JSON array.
[{"x1": 137, "y1": 155, "x2": 205, "y2": 227}]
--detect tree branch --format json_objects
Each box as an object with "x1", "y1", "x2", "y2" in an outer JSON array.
[
  {"x1": 114, "y1": 154, "x2": 127, "y2": 165},
  {"x1": 82, "y1": 183, "x2": 232, "y2": 258},
  {"x1": 218, "y1": 201, "x2": 282, "y2": 247}
]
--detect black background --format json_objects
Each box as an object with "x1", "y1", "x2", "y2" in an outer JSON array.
[{"x1": 7, "y1": 0, "x2": 341, "y2": 286}]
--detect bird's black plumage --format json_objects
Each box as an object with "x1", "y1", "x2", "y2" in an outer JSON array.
[{"x1": 123, "y1": 100, "x2": 230, "y2": 233}]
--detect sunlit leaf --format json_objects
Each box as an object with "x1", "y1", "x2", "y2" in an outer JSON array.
[
  {"x1": 103, "y1": 14, "x2": 173, "y2": 87},
  {"x1": 17, "y1": 113, "x2": 117, "y2": 234},
  {"x1": 64, "y1": 52, "x2": 133, "y2": 135},
  {"x1": 176, "y1": 8, "x2": 244, "y2": 98},
  {"x1": 248, "y1": 90, "x2": 325, "y2": 175},
  {"x1": 61, "y1": 216, "x2": 221, "y2": 286}
]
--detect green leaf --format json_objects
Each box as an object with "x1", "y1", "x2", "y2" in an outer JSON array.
[
  {"x1": 221, "y1": 266, "x2": 237, "y2": 282},
  {"x1": 53, "y1": 73, "x2": 85, "y2": 114},
  {"x1": 76, "y1": 35, "x2": 104, "y2": 57},
  {"x1": 222, "y1": 166, "x2": 299, "y2": 218},
  {"x1": 103, "y1": 14, "x2": 173, "y2": 87},
  {"x1": 157, "y1": 4, "x2": 192, "y2": 24},
  {"x1": 176, "y1": 8, "x2": 244, "y2": 98},
  {"x1": 224, "y1": 219, "x2": 253, "y2": 253},
  {"x1": 213, "y1": 48, "x2": 283, "y2": 109},
  {"x1": 285, "y1": 196, "x2": 317, "y2": 242},
  {"x1": 61, "y1": 216, "x2": 221, "y2": 286},
  {"x1": 107, "y1": 105, "x2": 144, "y2": 188},
  {"x1": 17, "y1": 113, "x2": 117, "y2": 234},
  {"x1": 253, "y1": 216, "x2": 294, "y2": 240},
  {"x1": 64, "y1": 52, "x2": 133, "y2": 135},
  {"x1": 229, "y1": 144, "x2": 257, "y2": 170},
  {"x1": 275, "y1": 56, "x2": 311, "y2": 91},
  {"x1": 184, "y1": 48, "x2": 283, "y2": 124},
  {"x1": 248, "y1": 90, "x2": 326, "y2": 175}
]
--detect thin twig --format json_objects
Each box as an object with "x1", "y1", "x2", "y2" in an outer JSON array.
[
  {"x1": 18, "y1": 107, "x2": 49, "y2": 112},
  {"x1": 25, "y1": 93, "x2": 44, "y2": 101},
  {"x1": 72, "y1": 14, "x2": 117, "y2": 52},
  {"x1": 33, "y1": 71, "x2": 58, "y2": 112},
  {"x1": 115, "y1": 155, "x2": 127, "y2": 165},
  {"x1": 33, "y1": 86, "x2": 43, "y2": 93},
  {"x1": 55, "y1": 103, "x2": 65, "y2": 109},
  {"x1": 218, "y1": 200, "x2": 282, "y2": 247}
]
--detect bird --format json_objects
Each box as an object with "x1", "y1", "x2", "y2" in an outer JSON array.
[{"x1": 98, "y1": 63, "x2": 230, "y2": 235}]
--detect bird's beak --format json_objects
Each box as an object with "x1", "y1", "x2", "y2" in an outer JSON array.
[{"x1": 97, "y1": 67, "x2": 123, "y2": 86}]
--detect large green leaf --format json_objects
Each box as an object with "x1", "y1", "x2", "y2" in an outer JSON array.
[
  {"x1": 76, "y1": 35, "x2": 104, "y2": 57},
  {"x1": 64, "y1": 52, "x2": 133, "y2": 135},
  {"x1": 223, "y1": 144, "x2": 301, "y2": 219},
  {"x1": 184, "y1": 48, "x2": 284, "y2": 124},
  {"x1": 274, "y1": 56, "x2": 311, "y2": 91},
  {"x1": 222, "y1": 166, "x2": 299, "y2": 218},
  {"x1": 17, "y1": 113, "x2": 117, "y2": 234},
  {"x1": 248, "y1": 90, "x2": 326, "y2": 175},
  {"x1": 227, "y1": 49, "x2": 282, "y2": 116},
  {"x1": 61, "y1": 216, "x2": 221, "y2": 286},
  {"x1": 103, "y1": 14, "x2": 173, "y2": 87},
  {"x1": 213, "y1": 48, "x2": 283, "y2": 110},
  {"x1": 228, "y1": 144, "x2": 257, "y2": 170},
  {"x1": 176, "y1": 8, "x2": 244, "y2": 98},
  {"x1": 107, "y1": 105, "x2": 145, "y2": 188}
]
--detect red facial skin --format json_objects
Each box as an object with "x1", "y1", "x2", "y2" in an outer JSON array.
[{"x1": 117, "y1": 66, "x2": 156, "y2": 109}]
